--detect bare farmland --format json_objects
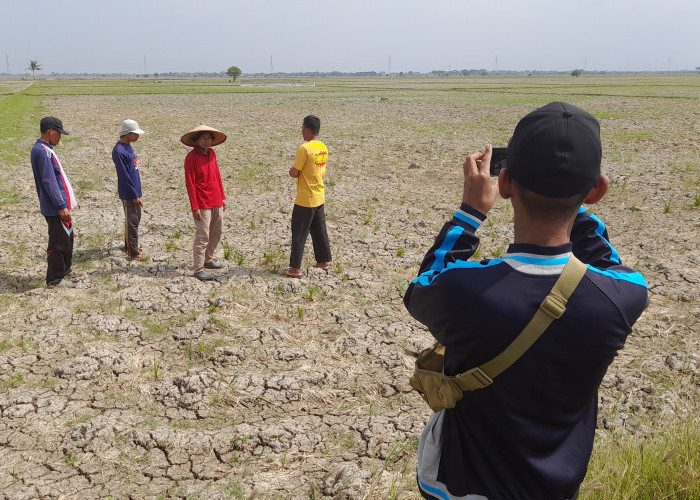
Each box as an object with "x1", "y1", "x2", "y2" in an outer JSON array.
[{"x1": 0, "y1": 76, "x2": 698, "y2": 499}]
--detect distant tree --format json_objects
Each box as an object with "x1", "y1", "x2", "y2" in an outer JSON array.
[
  {"x1": 26, "y1": 60, "x2": 42, "y2": 80},
  {"x1": 226, "y1": 66, "x2": 242, "y2": 81},
  {"x1": 571, "y1": 69, "x2": 583, "y2": 77}
]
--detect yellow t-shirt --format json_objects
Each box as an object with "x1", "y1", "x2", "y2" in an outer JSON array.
[{"x1": 293, "y1": 140, "x2": 328, "y2": 207}]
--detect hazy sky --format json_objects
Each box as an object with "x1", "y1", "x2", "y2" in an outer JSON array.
[{"x1": 1, "y1": 0, "x2": 698, "y2": 75}]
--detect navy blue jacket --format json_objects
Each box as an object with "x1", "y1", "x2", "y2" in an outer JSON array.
[
  {"x1": 112, "y1": 141, "x2": 142, "y2": 200},
  {"x1": 404, "y1": 204, "x2": 649, "y2": 500},
  {"x1": 30, "y1": 140, "x2": 74, "y2": 216}
]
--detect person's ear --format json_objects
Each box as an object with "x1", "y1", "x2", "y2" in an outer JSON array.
[
  {"x1": 498, "y1": 169, "x2": 512, "y2": 199},
  {"x1": 584, "y1": 174, "x2": 609, "y2": 205}
]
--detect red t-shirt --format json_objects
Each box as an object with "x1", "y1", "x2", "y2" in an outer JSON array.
[{"x1": 184, "y1": 147, "x2": 226, "y2": 211}]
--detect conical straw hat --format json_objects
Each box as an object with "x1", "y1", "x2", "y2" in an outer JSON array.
[{"x1": 180, "y1": 125, "x2": 227, "y2": 147}]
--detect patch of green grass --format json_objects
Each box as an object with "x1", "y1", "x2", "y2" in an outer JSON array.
[
  {"x1": 0, "y1": 373, "x2": 25, "y2": 390},
  {"x1": 74, "y1": 177, "x2": 100, "y2": 196},
  {"x1": 66, "y1": 413, "x2": 94, "y2": 427},
  {"x1": 63, "y1": 452, "x2": 80, "y2": 467},
  {"x1": 0, "y1": 186, "x2": 21, "y2": 207},
  {"x1": 607, "y1": 129, "x2": 655, "y2": 143},
  {"x1": 222, "y1": 241, "x2": 232, "y2": 260},
  {"x1": 151, "y1": 357, "x2": 162, "y2": 380},
  {"x1": 0, "y1": 93, "x2": 43, "y2": 164},
  {"x1": 224, "y1": 481, "x2": 246, "y2": 499},
  {"x1": 596, "y1": 112, "x2": 630, "y2": 119},
  {"x1": 582, "y1": 418, "x2": 700, "y2": 498},
  {"x1": 261, "y1": 244, "x2": 286, "y2": 272},
  {"x1": 326, "y1": 429, "x2": 357, "y2": 450},
  {"x1": 233, "y1": 250, "x2": 245, "y2": 265},
  {"x1": 304, "y1": 284, "x2": 323, "y2": 301},
  {"x1": 21, "y1": 78, "x2": 325, "y2": 97},
  {"x1": 0, "y1": 293, "x2": 18, "y2": 311},
  {"x1": 235, "y1": 160, "x2": 275, "y2": 188},
  {"x1": 143, "y1": 320, "x2": 168, "y2": 336},
  {"x1": 81, "y1": 234, "x2": 106, "y2": 249},
  {"x1": 185, "y1": 339, "x2": 227, "y2": 360}
]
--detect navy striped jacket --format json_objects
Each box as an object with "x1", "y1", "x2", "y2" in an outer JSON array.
[{"x1": 404, "y1": 204, "x2": 649, "y2": 500}]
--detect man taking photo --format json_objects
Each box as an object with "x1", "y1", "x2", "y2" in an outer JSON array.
[{"x1": 404, "y1": 102, "x2": 649, "y2": 499}]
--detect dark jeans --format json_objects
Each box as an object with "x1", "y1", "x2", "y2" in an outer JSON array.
[
  {"x1": 122, "y1": 199, "x2": 142, "y2": 257},
  {"x1": 45, "y1": 215, "x2": 74, "y2": 285},
  {"x1": 290, "y1": 204, "x2": 331, "y2": 268}
]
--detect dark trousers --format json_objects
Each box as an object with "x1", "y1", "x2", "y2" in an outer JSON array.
[
  {"x1": 45, "y1": 215, "x2": 74, "y2": 285},
  {"x1": 290, "y1": 204, "x2": 332, "y2": 268},
  {"x1": 122, "y1": 200, "x2": 142, "y2": 257}
]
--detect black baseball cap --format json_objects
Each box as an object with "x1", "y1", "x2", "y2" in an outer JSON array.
[
  {"x1": 506, "y1": 102, "x2": 601, "y2": 197},
  {"x1": 40, "y1": 116, "x2": 70, "y2": 135}
]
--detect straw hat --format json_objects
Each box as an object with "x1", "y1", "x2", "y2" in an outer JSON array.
[{"x1": 180, "y1": 125, "x2": 227, "y2": 147}]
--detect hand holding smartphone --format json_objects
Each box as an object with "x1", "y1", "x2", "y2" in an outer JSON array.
[{"x1": 490, "y1": 147, "x2": 508, "y2": 177}]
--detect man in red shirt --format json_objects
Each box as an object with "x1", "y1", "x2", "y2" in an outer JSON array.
[{"x1": 181, "y1": 125, "x2": 227, "y2": 281}]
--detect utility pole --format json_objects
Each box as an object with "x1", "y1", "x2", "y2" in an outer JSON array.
[
  {"x1": 270, "y1": 55, "x2": 274, "y2": 75},
  {"x1": 5, "y1": 53, "x2": 10, "y2": 75},
  {"x1": 388, "y1": 56, "x2": 391, "y2": 76}
]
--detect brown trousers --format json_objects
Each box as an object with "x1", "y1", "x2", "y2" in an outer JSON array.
[
  {"x1": 122, "y1": 199, "x2": 141, "y2": 257},
  {"x1": 193, "y1": 207, "x2": 223, "y2": 273}
]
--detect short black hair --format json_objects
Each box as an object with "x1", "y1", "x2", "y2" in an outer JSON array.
[
  {"x1": 512, "y1": 177, "x2": 588, "y2": 224},
  {"x1": 302, "y1": 115, "x2": 321, "y2": 135},
  {"x1": 193, "y1": 131, "x2": 215, "y2": 142}
]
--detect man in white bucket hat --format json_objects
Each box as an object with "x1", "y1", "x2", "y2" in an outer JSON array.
[{"x1": 113, "y1": 119, "x2": 146, "y2": 260}]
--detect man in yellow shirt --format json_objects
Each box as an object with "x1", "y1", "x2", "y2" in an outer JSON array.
[{"x1": 285, "y1": 115, "x2": 332, "y2": 278}]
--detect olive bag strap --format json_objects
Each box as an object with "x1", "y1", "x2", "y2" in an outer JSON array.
[
  {"x1": 453, "y1": 255, "x2": 588, "y2": 391},
  {"x1": 410, "y1": 255, "x2": 588, "y2": 411}
]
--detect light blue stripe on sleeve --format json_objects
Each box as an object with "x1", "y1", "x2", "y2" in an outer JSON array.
[
  {"x1": 418, "y1": 477, "x2": 450, "y2": 500},
  {"x1": 413, "y1": 256, "x2": 503, "y2": 287},
  {"x1": 587, "y1": 265, "x2": 648, "y2": 288},
  {"x1": 429, "y1": 226, "x2": 464, "y2": 272},
  {"x1": 588, "y1": 213, "x2": 621, "y2": 264},
  {"x1": 454, "y1": 209, "x2": 481, "y2": 229}
]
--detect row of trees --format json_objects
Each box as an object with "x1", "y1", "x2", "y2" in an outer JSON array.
[{"x1": 21, "y1": 60, "x2": 245, "y2": 82}]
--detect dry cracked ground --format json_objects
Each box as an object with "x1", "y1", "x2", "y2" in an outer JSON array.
[{"x1": 0, "y1": 77, "x2": 699, "y2": 499}]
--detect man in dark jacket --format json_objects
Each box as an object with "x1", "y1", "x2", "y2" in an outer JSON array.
[
  {"x1": 404, "y1": 102, "x2": 649, "y2": 500},
  {"x1": 30, "y1": 117, "x2": 78, "y2": 287}
]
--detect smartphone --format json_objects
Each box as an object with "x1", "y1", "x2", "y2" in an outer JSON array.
[{"x1": 490, "y1": 147, "x2": 508, "y2": 177}]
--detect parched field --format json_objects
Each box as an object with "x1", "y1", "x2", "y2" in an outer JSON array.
[{"x1": 0, "y1": 76, "x2": 698, "y2": 499}]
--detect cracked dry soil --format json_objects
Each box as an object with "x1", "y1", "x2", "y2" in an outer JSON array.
[{"x1": 1, "y1": 78, "x2": 699, "y2": 499}]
